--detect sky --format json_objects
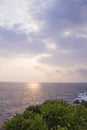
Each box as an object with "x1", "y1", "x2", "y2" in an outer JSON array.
[{"x1": 0, "y1": 0, "x2": 87, "y2": 82}]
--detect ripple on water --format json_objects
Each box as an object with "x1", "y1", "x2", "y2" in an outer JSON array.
[{"x1": 0, "y1": 83, "x2": 87, "y2": 121}]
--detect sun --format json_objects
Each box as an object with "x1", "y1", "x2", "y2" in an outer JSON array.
[{"x1": 27, "y1": 83, "x2": 41, "y2": 89}]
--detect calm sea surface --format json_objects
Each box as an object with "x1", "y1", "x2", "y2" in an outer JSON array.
[{"x1": 0, "y1": 82, "x2": 87, "y2": 121}]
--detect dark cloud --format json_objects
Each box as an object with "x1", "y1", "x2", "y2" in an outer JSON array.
[
  {"x1": 0, "y1": 26, "x2": 46, "y2": 57},
  {"x1": 41, "y1": 0, "x2": 87, "y2": 41},
  {"x1": 0, "y1": 26, "x2": 26, "y2": 42},
  {"x1": 76, "y1": 68, "x2": 87, "y2": 75},
  {"x1": 37, "y1": 0, "x2": 87, "y2": 66},
  {"x1": 68, "y1": 67, "x2": 87, "y2": 76},
  {"x1": 43, "y1": 0, "x2": 87, "y2": 29},
  {"x1": 39, "y1": 46, "x2": 87, "y2": 67}
]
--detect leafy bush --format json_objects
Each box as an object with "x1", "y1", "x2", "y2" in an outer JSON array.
[
  {"x1": 81, "y1": 100, "x2": 87, "y2": 108},
  {"x1": 4, "y1": 100, "x2": 87, "y2": 130}
]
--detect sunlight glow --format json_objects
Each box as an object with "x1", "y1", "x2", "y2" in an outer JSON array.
[
  {"x1": 63, "y1": 31, "x2": 72, "y2": 37},
  {"x1": 27, "y1": 83, "x2": 41, "y2": 90},
  {"x1": 43, "y1": 39, "x2": 56, "y2": 50},
  {"x1": 31, "y1": 54, "x2": 51, "y2": 64},
  {"x1": 26, "y1": 83, "x2": 41, "y2": 95}
]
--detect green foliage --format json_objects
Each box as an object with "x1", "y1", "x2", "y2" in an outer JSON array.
[
  {"x1": 30, "y1": 114, "x2": 47, "y2": 130},
  {"x1": 81, "y1": 100, "x2": 87, "y2": 108},
  {"x1": 4, "y1": 114, "x2": 24, "y2": 130},
  {"x1": 25, "y1": 105, "x2": 41, "y2": 114},
  {"x1": 4, "y1": 100, "x2": 87, "y2": 130}
]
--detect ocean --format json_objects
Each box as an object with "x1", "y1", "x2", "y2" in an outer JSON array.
[{"x1": 0, "y1": 82, "x2": 87, "y2": 121}]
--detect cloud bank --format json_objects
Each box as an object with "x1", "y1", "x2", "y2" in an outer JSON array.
[{"x1": 0, "y1": 0, "x2": 87, "y2": 81}]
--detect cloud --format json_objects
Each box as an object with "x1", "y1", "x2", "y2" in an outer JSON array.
[
  {"x1": 0, "y1": 0, "x2": 40, "y2": 34},
  {"x1": 44, "y1": 0, "x2": 87, "y2": 26},
  {"x1": 76, "y1": 67, "x2": 87, "y2": 76},
  {"x1": 63, "y1": 66, "x2": 87, "y2": 77},
  {"x1": 55, "y1": 69, "x2": 62, "y2": 74},
  {"x1": 0, "y1": 26, "x2": 48, "y2": 58},
  {"x1": 38, "y1": 0, "x2": 87, "y2": 66},
  {"x1": 0, "y1": 0, "x2": 87, "y2": 68},
  {"x1": 40, "y1": 0, "x2": 87, "y2": 43},
  {"x1": 34, "y1": 66, "x2": 50, "y2": 75}
]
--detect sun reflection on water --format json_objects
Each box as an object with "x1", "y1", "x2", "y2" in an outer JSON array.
[
  {"x1": 26, "y1": 83, "x2": 42, "y2": 105},
  {"x1": 27, "y1": 83, "x2": 41, "y2": 92}
]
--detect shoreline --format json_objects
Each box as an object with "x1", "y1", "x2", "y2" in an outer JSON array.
[{"x1": 0, "y1": 99, "x2": 87, "y2": 130}]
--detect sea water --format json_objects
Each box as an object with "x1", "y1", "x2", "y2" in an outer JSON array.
[{"x1": 0, "y1": 82, "x2": 87, "y2": 121}]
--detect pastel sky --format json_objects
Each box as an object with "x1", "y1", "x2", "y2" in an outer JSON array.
[{"x1": 0, "y1": 0, "x2": 87, "y2": 82}]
